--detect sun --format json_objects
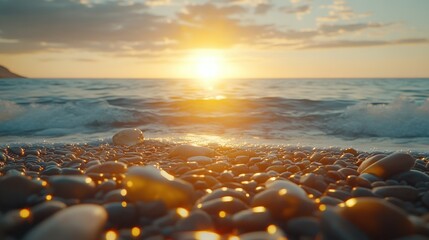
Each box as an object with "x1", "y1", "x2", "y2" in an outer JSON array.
[{"x1": 190, "y1": 49, "x2": 224, "y2": 83}]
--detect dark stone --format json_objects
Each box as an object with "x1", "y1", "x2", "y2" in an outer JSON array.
[{"x1": 0, "y1": 175, "x2": 43, "y2": 210}]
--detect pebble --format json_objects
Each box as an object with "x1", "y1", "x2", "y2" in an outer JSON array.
[
  {"x1": 49, "y1": 176, "x2": 96, "y2": 199},
  {"x1": 0, "y1": 175, "x2": 43, "y2": 210},
  {"x1": 361, "y1": 152, "x2": 415, "y2": 179},
  {"x1": 112, "y1": 128, "x2": 144, "y2": 146},
  {"x1": 187, "y1": 156, "x2": 212, "y2": 164},
  {"x1": 176, "y1": 209, "x2": 214, "y2": 232},
  {"x1": 338, "y1": 198, "x2": 414, "y2": 239},
  {"x1": 232, "y1": 207, "x2": 273, "y2": 234},
  {"x1": 169, "y1": 145, "x2": 215, "y2": 159},
  {"x1": 104, "y1": 202, "x2": 138, "y2": 227},
  {"x1": 357, "y1": 154, "x2": 386, "y2": 173},
  {"x1": 391, "y1": 170, "x2": 429, "y2": 186},
  {"x1": 265, "y1": 179, "x2": 308, "y2": 199},
  {"x1": 372, "y1": 186, "x2": 419, "y2": 201},
  {"x1": 321, "y1": 208, "x2": 369, "y2": 240},
  {"x1": 23, "y1": 204, "x2": 107, "y2": 240},
  {"x1": 125, "y1": 166, "x2": 194, "y2": 208},
  {"x1": 286, "y1": 216, "x2": 320, "y2": 238},
  {"x1": 196, "y1": 188, "x2": 249, "y2": 205},
  {"x1": 31, "y1": 201, "x2": 67, "y2": 224},
  {"x1": 251, "y1": 188, "x2": 316, "y2": 220},
  {"x1": 85, "y1": 161, "x2": 127, "y2": 174},
  {"x1": 198, "y1": 196, "x2": 248, "y2": 215},
  {"x1": 239, "y1": 228, "x2": 287, "y2": 240},
  {"x1": 1, "y1": 140, "x2": 427, "y2": 240}
]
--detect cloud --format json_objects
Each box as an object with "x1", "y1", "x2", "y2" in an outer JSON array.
[
  {"x1": 301, "y1": 38, "x2": 429, "y2": 49},
  {"x1": 319, "y1": 22, "x2": 389, "y2": 35},
  {"x1": 254, "y1": 3, "x2": 272, "y2": 15},
  {"x1": 175, "y1": 3, "x2": 276, "y2": 48},
  {"x1": 0, "y1": 0, "x2": 426, "y2": 56},
  {"x1": 281, "y1": 4, "x2": 311, "y2": 19},
  {"x1": 0, "y1": 0, "x2": 180, "y2": 54},
  {"x1": 318, "y1": 0, "x2": 369, "y2": 23}
]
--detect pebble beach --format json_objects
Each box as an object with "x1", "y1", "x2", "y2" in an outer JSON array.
[{"x1": 1, "y1": 128, "x2": 429, "y2": 240}]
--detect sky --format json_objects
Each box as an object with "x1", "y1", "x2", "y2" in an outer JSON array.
[{"x1": 0, "y1": 0, "x2": 428, "y2": 78}]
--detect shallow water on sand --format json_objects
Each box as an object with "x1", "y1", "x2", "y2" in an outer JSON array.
[{"x1": 1, "y1": 78, "x2": 429, "y2": 152}]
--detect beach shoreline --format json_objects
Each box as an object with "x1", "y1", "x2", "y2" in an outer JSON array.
[{"x1": 1, "y1": 136, "x2": 429, "y2": 239}]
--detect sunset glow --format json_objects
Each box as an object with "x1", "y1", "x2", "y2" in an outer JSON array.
[
  {"x1": 0, "y1": 0, "x2": 427, "y2": 78},
  {"x1": 193, "y1": 50, "x2": 223, "y2": 82}
]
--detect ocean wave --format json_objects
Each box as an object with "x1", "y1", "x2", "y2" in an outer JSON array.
[
  {"x1": 0, "y1": 100, "x2": 24, "y2": 121},
  {"x1": 328, "y1": 97, "x2": 429, "y2": 138},
  {"x1": 0, "y1": 100, "x2": 140, "y2": 136}
]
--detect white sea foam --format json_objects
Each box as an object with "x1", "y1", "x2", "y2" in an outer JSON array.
[
  {"x1": 0, "y1": 101, "x2": 133, "y2": 136},
  {"x1": 0, "y1": 100, "x2": 24, "y2": 121},
  {"x1": 330, "y1": 97, "x2": 429, "y2": 138}
]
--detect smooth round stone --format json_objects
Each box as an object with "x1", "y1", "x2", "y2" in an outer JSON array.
[
  {"x1": 321, "y1": 208, "x2": 369, "y2": 240},
  {"x1": 31, "y1": 201, "x2": 67, "y2": 225},
  {"x1": 251, "y1": 173, "x2": 271, "y2": 184},
  {"x1": 172, "y1": 231, "x2": 221, "y2": 240},
  {"x1": 359, "y1": 173, "x2": 381, "y2": 183},
  {"x1": 187, "y1": 156, "x2": 212, "y2": 164},
  {"x1": 102, "y1": 189, "x2": 126, "y2": 203},
  {"x1": 300, "y1": 173, "x2": 327, "y2": 192},
  {"x1": 23, "y1": 204, "x2": 107, "y2": 240},
  {"x1": 351, "y1": 187, "x2": 375, "y2": 198},
  {"x1": 104, "y1": 202, "x2": 138, "y2": 227},
  {"x1": 338, "y1": 198, "x2": 414, "y2": 239},
  {"x1": 232, "y1": 207, "x2": 273, "y2": 233},
  {"x1": 391, "y1": 170, "x2": 429, "y2": 186},
  {"x1": 325, "y1": 189, "x2": 351, "y2": 201},
  {"x1": 251, "y1": 189, "x2": 316, "y2": 220},
  {"x1": 310, "y1": 152, "x2": 324, "y2": 162},
  {"x1": 125, "y1": 166, "x2": 194, "y2": 208},
  {"x1": 338, "y1": 168, "x2": 358, "y2": 177},
  {"x1": 198, "y1": 197, "x2": 248, "y2": 215},
  {"x1": 320, "y1": 196, "x2": 343, "y2": 206},
  {"x1": 41, "y1": 167, "x2": 62, "y2": 176},
  {"x1": 169, "y1": 145, "x2": 215, "y2": 159},
  {"x1": 95, "y1": 180, "x2": 116, "y2": 193},
  {"x1": 136, "y1": 200, "x2": 168, "y2": 219},
  {"x1": 361, "y1": 153, "x2": 415, "y2": 179},
  {"x1": 372, "y1": 186, "x2": 419, "y2": 201},
  {"x1": 61, "y1": 168, "x2": 83, "y2": 175},
  {"x1": 0, "y1": 175, "x2": 43, "y2": 210},
  {"x1": 265, "y1": 180, "x2": 307, "y2": 199},
  {"x1": 112, "y1": 128, "x2": 144, "y2": 146},
  {"x1": 357, "y1": 154, "x2": 386, "y2": 173},
  {"x1": 196, "y1": 188, "x2": 249, "y2": 205},
  {"x1": 176, "y1": 210, "x2": 214, "y2": 232},
  {"x1": 239, "y1": 229, "x2": 286, "y2": 240},
  {"x1": 286, "y1": 217, "x2": 320, "y2": 238},
  {"x1": 49, "y1": 176, "x2": 95, "y2": 199},
  {"x1": 85, "y1": 162, "x2": 127, "y2": 174}
]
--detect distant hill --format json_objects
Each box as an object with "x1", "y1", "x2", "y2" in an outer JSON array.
[{"x1": 0, "y1": 65, "x2": 25, "y2": 78}]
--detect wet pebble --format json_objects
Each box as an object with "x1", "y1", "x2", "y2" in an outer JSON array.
[
  {"x1": 372, "y1": 185, "x2": 419, "y2": 201},
  {"x1": 125, "y1": 166, "x2": 194, "y2": 208},
  {"x1": 49, "y1": 176, "x2": 95, "y2": 199},
  {"x1": 0, "y1": 175, "x2": 43, "y2": 210},
  {"x1": 85, "y1": 161, "x2": 127, "y2": 174},
  {"x1": 169, "y1": 145, "x2": 215, "y2": 159},
  {"x1": 361, "y1": 152, "x2": 415, "y2": 179},
  {"x1": 338, "y1": 198, "x2": 414, "y2": 239},
  {"x1": 112, "y1": 128, "x2": 144, "y2": 146},
  {"x1": 23, "y1": 204, "x2": 107, "y2": 240}
]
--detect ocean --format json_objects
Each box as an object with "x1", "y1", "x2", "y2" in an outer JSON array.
[{"x1": 1, "y1": 78, "x2": 428, "y2": 152}]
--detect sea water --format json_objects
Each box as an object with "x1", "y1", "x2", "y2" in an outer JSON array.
[{"x1": 1, "y1": 78, "x2": 428, "y2": 152}]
